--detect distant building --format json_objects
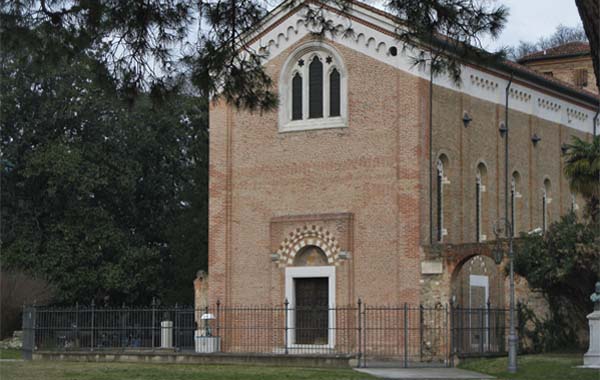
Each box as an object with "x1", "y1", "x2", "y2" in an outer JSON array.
[{"x1": 518, "y1": 42, "x2": 597, "y2": 95}]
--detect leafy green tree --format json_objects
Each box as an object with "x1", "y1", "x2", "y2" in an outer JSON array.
[
  {"x1": 563, "y1": 135, "x2": 600, "y2": 223},
  {"x1": 514, "y1": 213, "x2": 599, "y2": 350},
  {"x1": 1, "y1": 45, "x2": 208, "y2": 305}
]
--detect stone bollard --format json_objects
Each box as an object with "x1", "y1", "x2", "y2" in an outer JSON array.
[
  {"x1": 160, "y1": 321, "x2": 173, "y2": 349},
  {"x1": 583, "y1": 282, "x2": 600, "y2": 368}
]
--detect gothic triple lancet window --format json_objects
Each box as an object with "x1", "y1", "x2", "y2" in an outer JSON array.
[
  {"x1": 292, "y1": 55, "x2": 341, "y2": 120},
  {"x1": 280, "y1": 44, "x2": 346, "y2": 132}
]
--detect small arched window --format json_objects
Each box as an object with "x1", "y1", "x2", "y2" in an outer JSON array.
[
  {"x1": 436, "y1": 155, "x2": 449, "y2": 242},
  {"x1": 476, "y1": 163, "x2": 487, "y2": 242},
  {"x1": 329, "y1": 68, "x2": 341, "y2": 117},
  {"x1": 292, "y1": 72, "x2": 303, "y2": 121},
  {"x1": 542, "y1": 179, "x2": 551, "y2": 232},
  {"x1": 279, "y1": 43, "x2": 347, "y2": 132},
  {"x1": 511, "y1": 171, "x2": 520, "y2": 236}
]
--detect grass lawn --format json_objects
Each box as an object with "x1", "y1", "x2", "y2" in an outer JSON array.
[
  {"x1": 0, "y1": 349, "x2": 22, "y2": 360},
  {"x1": 459, "y1": 354, "x2": 599, "y2": 380},
  {"x1": 0, "y1": 360, "x2": 375, "y2": 380}
]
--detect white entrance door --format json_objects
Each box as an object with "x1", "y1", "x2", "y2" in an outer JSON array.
[
  {"x1": 285, "y1": 266, "x2": 336, "y2": 349},
  {"x1": 469, "y1": 275, "x2": 489, "y2": 349}
]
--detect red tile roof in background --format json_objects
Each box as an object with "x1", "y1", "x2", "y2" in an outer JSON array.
[{"x1": 518, "y1": 42, "x2": 590, "y2": 63}]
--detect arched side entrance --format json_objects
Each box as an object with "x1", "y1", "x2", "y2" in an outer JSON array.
[{"x1": 451, "y1": 255, "x2": 505, "y2": 354}]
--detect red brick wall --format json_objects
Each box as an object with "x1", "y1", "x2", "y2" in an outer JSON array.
[{"x1": 208, "y1": 35, "x2": 594, "y2": 308}]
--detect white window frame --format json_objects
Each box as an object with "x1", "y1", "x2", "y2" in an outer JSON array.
[
  {"x1": 469, "y1": 274, "x2": 489, "y2": 349},
  {"x1": 285, "y1": 266, "x2": 336, "y2": 349},
  {"x1": 279, "y1": 42, "x2": 348, "y2": 133},
  {"x1": 476, "y1": 172, "x2": 483, "y2": 242},
  {"x1": 511, "y1": 177, "x2": 517, "y2": 236},
  {"x1": 436, "y1": 159, "x2": 445, "y2": 242},
  {"x1": 542, "y1": 188, "x2": 548, "y2": 232}
]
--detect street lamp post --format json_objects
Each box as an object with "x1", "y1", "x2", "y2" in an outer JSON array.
[{"x1": 493, "y1": 218, "x2": 517, "y2": 373}]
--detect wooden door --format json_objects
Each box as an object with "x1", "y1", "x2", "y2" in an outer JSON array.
[{"x1": 294, "y1": 277, "x2": 329, "y2": 345}]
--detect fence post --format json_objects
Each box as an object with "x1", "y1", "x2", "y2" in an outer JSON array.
[
  {"x1": 363, "y1": 301, "x2": 368, "y2": 368},
  {"x1": 479, "y1": 307, "x2": 484, "y2": 353},
  {"x1": 486, "y1": 300, "x2": 491, "y2": 352},
  {"x1": 419, "y1": 304, "x2": 424, "y2": 362},
  {"x1": 175, "y1": 303, "x2": 180, "y2": 349},
  {"x1": 357, "y1": 298, "x2": 362, "y2": 368},
  {"x1": 90, "y1": 300, "x2": 95, "y2": 351},
  {"x1": 21, "y1": 304, "x2": 33, "y2": 360},
  {"x1": 216, "y1": 300, "x2": 221, "y2": 339},
  {"x1": 403, "y1": 303, "x2": 408, "y2": 368},
  {"x1": 445, "y1": 303, "x2": 450, "y2": 367},
  {"x1": 150, "y1": 297, "x2": 156, "y2": 351},
  {"x1": 284, "y1": 298, "x2": 289, "y2": 355},
  {"x1": 75, "y1": 302, "x2": 79, "y2": 349},
  {"x1": 457, "y1": 304, "x2": 462, "y2": 356}
]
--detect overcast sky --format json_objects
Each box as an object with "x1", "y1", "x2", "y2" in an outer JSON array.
[
  {"x1": 483, "y1": 0, "x2": 583, "y2": 50},
  {"x1": 361, "y1": 0, "x2": 584, "y2": 51}
]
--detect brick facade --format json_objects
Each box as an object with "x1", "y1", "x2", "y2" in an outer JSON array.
[
  {"x1": 207, "y1": 3, "x2": 597, "y2": 318},
  {"x1": 521, "y1": 57, "x2": 598, "y2": 95}
]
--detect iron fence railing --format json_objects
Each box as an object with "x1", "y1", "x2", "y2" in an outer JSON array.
[{"x1": 21, "y1": 301, "x2": 513, "y2": 367}]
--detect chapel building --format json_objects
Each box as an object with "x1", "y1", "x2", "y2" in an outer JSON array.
[{"x1": 206, "y1": 0, "x2": 598, "y2": 333}]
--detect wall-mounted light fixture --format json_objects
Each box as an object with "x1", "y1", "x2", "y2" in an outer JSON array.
[
  {"x1": 499, "y1": 122, "x2": 507, "y2": 137},
  {"x1": 531, "y1": 134, "x2": 541, "y2": 146},
  {"x1": 561, "y1": 143, "x2": 569, "y2": 155},
  {"x1": 338, "y1": 251, "x2": 351, "y2": 260},
  {"x1": 462, "y1": 111, "x2": 472, "y2": 127}
]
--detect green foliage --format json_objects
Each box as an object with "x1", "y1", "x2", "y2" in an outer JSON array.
[
  {"x1": 514, "y1": 213, "x2": 599, "y2": 350},
  {"x1": 563, "y1": 135, "x2": 600, "y2": 223},
  {"x1": 2, "y1": 1, "x2": 510, "y2": 109},
  {"x1": 517, "y1": 303, "x2": 579, "y2": 353},
  {"x1": 1, "y1": 45, "x2": 208, "y2": 305}
]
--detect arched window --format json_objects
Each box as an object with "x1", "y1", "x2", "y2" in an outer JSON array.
[
  {"x1": 436, "y1": 155, "x2": 449, "y2": 242},
  {"x1": 279, "y1": 43, "x2": 347, "y2": 132},
  {"x1": 511, "y1": 171, "x2": 520, "y2": 236},
  {"x1": 476, "y1": 163, "x2": 487, "y2": 242},
  {"x1": 542, "y1": 179, "x2": 551, "y2": 232},
  {"x1": 309, "y1": 56, "x2": 323, "y2": 118},
  {"x1": 292, "y1": 72, "x2": 303, "y2": 121},
  {"x1": 329, "y1": 68, "x2": 341, "y2": 117}
]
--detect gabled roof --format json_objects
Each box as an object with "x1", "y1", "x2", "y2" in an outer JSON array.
[
  {"x1": 518, "y1": 42, "x2": 591, "y2": 64},
  {"x1": 250, "y1": 0, "x2": 598, "y2": 107}
]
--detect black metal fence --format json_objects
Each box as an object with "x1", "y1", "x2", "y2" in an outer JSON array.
[{"x1": 21, "y1": 301, "x2": 513, "y2": 367}]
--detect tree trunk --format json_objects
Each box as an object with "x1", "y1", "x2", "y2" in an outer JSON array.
[{"x1": 575, "y1": 0, "x2": 600, "y2": 93}]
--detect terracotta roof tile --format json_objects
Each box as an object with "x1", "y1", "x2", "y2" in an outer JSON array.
[{"x1": 518, "y1": 42, "x2": 590, "y2": 62}]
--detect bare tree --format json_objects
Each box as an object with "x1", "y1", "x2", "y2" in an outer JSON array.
[{"x1": 509, "y1": 24, "x2": 588, "y2": 61}]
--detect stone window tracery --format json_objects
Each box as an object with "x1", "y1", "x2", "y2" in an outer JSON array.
[{"x1": 279, "y1": 43, "x2": 347, "y2": 132}]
